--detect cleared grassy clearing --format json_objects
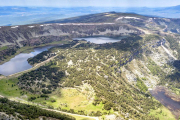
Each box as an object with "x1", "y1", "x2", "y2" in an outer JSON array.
[
  {"x1": 34, "y1": 88, "x2": 113, "y2": 114},
  {"x1": 0, "y1": 79, "x2": 21, "y2": 97},
  {"x1": 149, "y1": 106, "x2": 176, "y2": 120},
  {"x1": 0, "y1": 46, "x2": 8, "y2": 51}
]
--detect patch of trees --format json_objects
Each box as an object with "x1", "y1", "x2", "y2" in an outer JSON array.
[
  {"x1": 136, "y1": 77, "x2": 148, "y2": 92},
  {"x1": 173, "y1": 60, "x2": 180, "y2": 71},
  {"x1": 75, "y1": 42, "x2": 96, "y2": 49},
  {"x1": 165, "y1": 35, "x2": 180, "y2": 59},
  {"x1": 104, "y1": 102, "x2": 114, "y2": 110},
  {"x1": 28, "y1": 96, "x2": 37, "y2": 101},
  {"x1": 0, "y1": 97, "x2": 75, "y2": 120},
  {"x1": 0, "y1": 45, "x2": 20, "y2": 62},
  {"x1": 147, "y1": 58, "x2": 165, "y2": 77},
  {"x1": 28, "y1": 50, "x2": 56, "y2": 65},
  {"x1": 166, "y1": 71, "x2": 180, "y2": 89},
  {"x1": 18, "y1": 65, "x2": 65, "y2": 94}
]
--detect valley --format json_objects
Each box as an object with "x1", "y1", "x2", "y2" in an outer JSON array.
[{"x1": 0, "y1": 12, "x2": 180, "y2": 120}]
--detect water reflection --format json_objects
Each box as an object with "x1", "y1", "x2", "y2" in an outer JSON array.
[
  {"x1": 73, "y1": 37, "x2": 125, "y2": 44},
  {"x1": 0, "y1": 46, "x2": 52, "y2": 76}
]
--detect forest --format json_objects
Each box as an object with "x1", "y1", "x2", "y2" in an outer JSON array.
[{"x1": 0, "y1": 97, "x2": 75, "y2": 120}]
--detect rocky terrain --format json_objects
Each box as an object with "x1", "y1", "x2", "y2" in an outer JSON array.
[
  {"x1": 1, "y1": 12, "x2": 180, "y2": 48},
  {"x1": 0, "y1": 112, "x2": 16, "y2": 120},
  {"x1": 0, "y1": 23, "x2": 142, "y2": 48}
]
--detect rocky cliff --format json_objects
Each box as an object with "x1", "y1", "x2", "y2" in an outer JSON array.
[{"x1": 0, "y1": 23, "x2": 142, "y2": 48}]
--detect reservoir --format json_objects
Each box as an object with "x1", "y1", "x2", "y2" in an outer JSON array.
[
  {"x1": 73, "y1": 36, "x2": 125, "y2": 44},
  {"x1": 0, "y1": 46, "x2": 52, "y2": 76}
]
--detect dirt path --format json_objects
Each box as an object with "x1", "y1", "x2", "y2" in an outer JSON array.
[
  {"x1": 0, "y1": 95, "x2": 4, "y2": 98},
  {"x1": 44, "y1": 108, "x2": 99, "y2": 120},
  {"x1": 5, "y1": 55, "x2": 56, "y2": 78},
  {"x1": 71, "y1": 43, "x2": 81, "y2": 48}
]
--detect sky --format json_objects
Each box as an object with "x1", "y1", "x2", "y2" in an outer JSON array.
[{"x1": 0, "y1": 0, "x2": 180, "y2": 7}]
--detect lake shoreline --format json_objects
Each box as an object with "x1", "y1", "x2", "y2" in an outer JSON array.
[
  {"x1": 0, "y1": 45, "x2": 57, "y2": 76},
  {"x1": 0, "y1": 40, "x2": 70, "y2": 66}
]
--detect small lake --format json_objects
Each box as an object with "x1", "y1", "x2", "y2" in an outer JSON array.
[
  {"x1": 150, "y1": 87, "x2": 180, "y2": 119},
  {"x1": 0, "y1": 46, "x2": 53, "y2": 76},
  {"x1": 73, "y1": 36, "x2": 126, "y2": 44}
]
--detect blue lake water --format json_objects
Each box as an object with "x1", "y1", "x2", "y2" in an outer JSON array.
[
  {"x1": 0, "y1": 46, "x2": 52, "y2": 76},
  {"x1": 73, "y1": 37, "x2": 124, "y2": 44}
]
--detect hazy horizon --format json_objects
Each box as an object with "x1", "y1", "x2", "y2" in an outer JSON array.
[{"x1": 1, "y1": 0, "x2": 180, "y2": 8}]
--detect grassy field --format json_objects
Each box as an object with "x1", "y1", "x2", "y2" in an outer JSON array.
[
  {"x1": 0, "y1": 79, "x2": 98, "y2": 120},
  {"x1": 48, "y1": 40, "x2": 71, "y2": 45},
  {"x1": 0, "y1": 78, "x2": 113, "y2": 115},
  {"x1": 0, "y1": 78, "x2": 39, "y2": 101},
  {"x1": 0, "y1": 78, "x2": 21, "y2": 97},
  {"x1": 149, "y1": 106, "x2": 176, "y2": 120},
  {"x1": 0, "y1": 46, "x2": 8, "y2": 51},
  {"x1": 34, "y1": 88, "x2": 113, "y2": 114},
  {"x1": 0, "y1": 78, "x2": 111, "y2": 118}
]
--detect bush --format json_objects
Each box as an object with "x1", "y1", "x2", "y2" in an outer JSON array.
[
  {"x1": 28, "y1": 97, "x2": 36, "y2": 101},
  {"x1": 104, "y1": 102, "x2": 113, "y2": 110},
  {"x1": 51, "y1": 99, "x2": 56, "y2": 103}
]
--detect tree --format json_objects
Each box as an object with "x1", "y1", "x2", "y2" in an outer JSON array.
[{"x1": 104, "y1": 102, "x2": 113, "y2": 110}]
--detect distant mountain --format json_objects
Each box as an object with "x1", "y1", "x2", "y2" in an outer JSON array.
[
  {"x1": 162, "y1": 5, "x2": 180, "y2": 10},
  {"x1": 1, "y1": 5, "x2": 180, "y2": 26}
]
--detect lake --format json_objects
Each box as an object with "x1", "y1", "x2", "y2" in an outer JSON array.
[
  {"x1": 0, "y1": 46, "x2": 53, "y2": 76},
  {"x1": 150, "y1": 86, "x2": 180, "y2": 119},
  {"x1": 73, "y1": 37, "x2": 125, "y2": 44}
]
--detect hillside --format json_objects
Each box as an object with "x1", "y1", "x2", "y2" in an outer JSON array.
[
  {"x1": 0, "y1": 12, "x2": 180, "y2": 119},
  {"x1": 1, "y1": 12, "x2": 180, "y2": 66}
]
